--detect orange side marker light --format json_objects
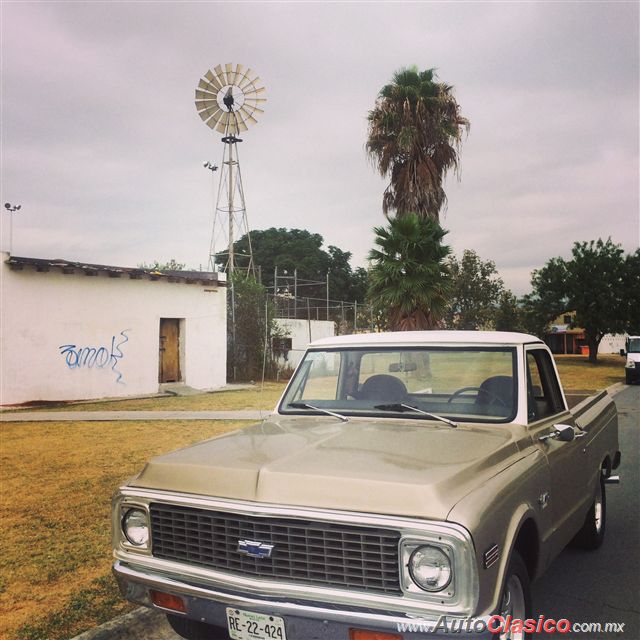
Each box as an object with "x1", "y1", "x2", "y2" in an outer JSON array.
[
  {"x1": 349, "y1": 630, "x2": 403, "y2": 640},
  {"x1": 150, "y1": 589, "x2": 187, "y2": 613}
]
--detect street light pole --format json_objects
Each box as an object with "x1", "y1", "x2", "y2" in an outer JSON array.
[{"x1": 4, "y1": 203, "x2": 21, "y2": 255}]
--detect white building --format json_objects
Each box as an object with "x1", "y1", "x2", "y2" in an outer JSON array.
[
  {"x1": 598, "y1": 334, "x2": 627, "y2": 355},
  {"x1": 275, "y1": 318, "x2": 335, "y2": 369},
  {"x1": 0, "y1": 253, "x2": 227, "y2": 405}
]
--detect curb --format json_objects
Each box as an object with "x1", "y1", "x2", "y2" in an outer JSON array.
[
  {"x1": 68, "y1": 607, "x2": 175, "y2": 640},
  {"x1": 606, "y1": 381, "x2": 626, "y2": 397}
]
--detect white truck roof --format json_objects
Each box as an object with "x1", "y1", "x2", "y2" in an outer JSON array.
[{"x1": 309, "y1": 330, "x2": 545, "y2": 349}]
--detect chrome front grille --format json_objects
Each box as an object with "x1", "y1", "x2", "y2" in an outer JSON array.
[{"x1": 149, "y1": 503, "x2": 401, "y2": 594}]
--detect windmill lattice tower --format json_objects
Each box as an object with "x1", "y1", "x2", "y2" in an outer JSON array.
[{"x1": 195, "y1": 63, "x2": 266, "y2": 276}]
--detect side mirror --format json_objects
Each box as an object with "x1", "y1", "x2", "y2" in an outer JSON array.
[
  {"x1": 620, "y1": 349, "x2": 626, "y2": 357},
  {"x1": 539, "y1": 423, "x2": 575, "y2": 443},
  {"x1": 555, "y1": 424, "x2": 575, "y2": 442}
]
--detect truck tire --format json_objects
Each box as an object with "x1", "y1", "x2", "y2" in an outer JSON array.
[
  {"x1": 494, "y1": 550, "x2": 532, "y2": 639},
  {"x1": 166, "y1": 614, "x2": 230, "y2": 640},
  {"x1": 571, "y1": 475, "x2": 606, "y2": 550}
]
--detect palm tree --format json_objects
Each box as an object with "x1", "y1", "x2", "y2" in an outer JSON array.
[
  {"x1": 367, "y1": 67, "x2": 469, "y2": 220},
  {"x1": 368, "y1": 213, "x2": 451, "y2": 330}
]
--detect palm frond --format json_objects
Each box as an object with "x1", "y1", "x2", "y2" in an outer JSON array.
[
  {"x1": 367, "y1": 213, "x2": 451, "y2": 330},
  {"x1": 367, "y1": 66, "x2": 469, "y2": 220}
]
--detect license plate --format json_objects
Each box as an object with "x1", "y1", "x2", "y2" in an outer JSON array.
[{"x1": 226, "y1": 608, "x2": 286, "y2": 640}]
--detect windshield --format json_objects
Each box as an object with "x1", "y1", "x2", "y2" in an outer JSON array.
[
  {"x1": 280, "y1": 346, "x2": 518, "y2": 423},
  {"x1": 628, "y1": 338, "x2": 640, "y2": 353}
]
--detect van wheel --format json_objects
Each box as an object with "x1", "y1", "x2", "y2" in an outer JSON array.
[
  {"x1": 494, "y1": 551, "x2": 532, "y2": 639},
  {"x1": 166, "y1": 615, "x2": 230, "y2": 640},
  {"x1": 571, "y1": 475, "x2": 606, "y2": 550}
]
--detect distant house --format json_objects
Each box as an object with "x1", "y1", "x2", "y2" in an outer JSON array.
[
  {"x1": 1, "y1": 253, "x2": 227, "y2": 405},
  {"x1": 544, "y1": 311, "x2": 627, "y2": 356},
  {"x1": 544, "y1": 312, "x2": 586, "y2": 354}
]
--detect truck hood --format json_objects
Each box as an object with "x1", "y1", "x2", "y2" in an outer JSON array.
[{"x1": 130, "y1": 415, "x2": 525, "y2": 520}]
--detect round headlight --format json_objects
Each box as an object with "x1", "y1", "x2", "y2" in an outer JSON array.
[
  {"x1": 409, "y1": 545, "x2": 452, "y2": 592},
  {"x1": 122, "y1": 508, "x2": 149, "y2": 546}
]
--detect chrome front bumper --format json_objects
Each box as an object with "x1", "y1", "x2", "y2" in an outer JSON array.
[{"x1": 114, "y1": 561, "x2": 493, "y2": 639}]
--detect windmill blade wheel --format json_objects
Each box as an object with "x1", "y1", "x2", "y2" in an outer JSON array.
[{"x1": 195, "y1": 63, "x2": 267, "y2": 135}]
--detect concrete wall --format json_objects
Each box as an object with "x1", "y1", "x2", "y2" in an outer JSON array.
[
  {"x1": 1, "y1": 255, "x2": 226, "y2": 404},
  {"x1": 275, "y1": 318, "x2": 335, "y2": 369}
]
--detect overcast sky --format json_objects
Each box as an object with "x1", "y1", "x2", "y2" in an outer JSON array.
[{"x1": 1, "y1": 1, "x2": 638, "y2": 294}]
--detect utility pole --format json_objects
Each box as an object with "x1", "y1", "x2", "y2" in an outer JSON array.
[
  {"x1": 294, "y1": 269, "x2": 298, "y2": 319},
  {"x1": 326, "y1": 271, "x2": 330, "y2": 321},
  {"x1": 3, "y1": 203, "x2": 21, "y2": 255}
]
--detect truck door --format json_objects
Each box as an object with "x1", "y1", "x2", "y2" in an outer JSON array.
[{"x1": 525, "y1": 347, "x2": 590, "y2": 559}]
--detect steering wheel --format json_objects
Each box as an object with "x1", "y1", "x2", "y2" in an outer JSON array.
[{"x1": 447, "y1": 386, "x2": 508, "y2": 407}]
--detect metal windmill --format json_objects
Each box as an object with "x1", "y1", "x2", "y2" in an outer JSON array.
[{"x1": 195, "y1": 63, "x2": 266, "y2": 276}]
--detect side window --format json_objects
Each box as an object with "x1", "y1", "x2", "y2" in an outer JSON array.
[{"x1": 526, "y1": 349, "x2": 565, "y2": 421}]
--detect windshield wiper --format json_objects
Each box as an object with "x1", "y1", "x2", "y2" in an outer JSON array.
[
  {"x1": 374, "y1": 403, "x2": 458, "y2": 428},
  {"x1": 287, "y1": 402, "x2": 349, "y2": 423}
]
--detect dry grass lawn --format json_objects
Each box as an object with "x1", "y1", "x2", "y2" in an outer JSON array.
[
  {"x1": 0, "y1": 419, "x2": 248, "y2": 640},
  {"x1": 553, "y1": 354, "x2": 625, "y2": 393},
  {"x1": 3, "y1": 382, "x2": 287, "y2": 413}
]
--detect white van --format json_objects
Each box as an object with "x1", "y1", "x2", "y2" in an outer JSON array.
[{"x1": 623, "y1": 336, "x2": 640, "y2": 384}]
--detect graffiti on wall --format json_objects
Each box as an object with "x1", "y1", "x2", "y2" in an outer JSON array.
[{"x1": 59, "y1": 330, "x2": 130, "y2": 383}]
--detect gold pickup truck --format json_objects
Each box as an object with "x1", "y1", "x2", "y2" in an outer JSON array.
[{"x1": 112, "y1": 331, "x2": 620, "y2": 640}]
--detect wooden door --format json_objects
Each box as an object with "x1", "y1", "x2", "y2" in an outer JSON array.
[{"x1": 159, "y1": 319, "x2": 181, "y2": 382}]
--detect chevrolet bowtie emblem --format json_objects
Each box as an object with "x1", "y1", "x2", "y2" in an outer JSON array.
[{"x1": 237, "y1": 539, "x2": 275, "y2": 559}]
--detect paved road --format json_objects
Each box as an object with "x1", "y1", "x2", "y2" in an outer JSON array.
[
  {"x1": 532, "y1": 385, "x2": 639, "y2": 638},
  {"x1": 73, "y1": 386, "x2": 639, "y2": 640}
]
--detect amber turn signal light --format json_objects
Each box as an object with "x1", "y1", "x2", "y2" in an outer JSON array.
[
  {"x1": 349, "y1": 630, "x2": 403, "y2": 640},
  {"x1": 150, "y1": 589, "x2": 187, "y2": 613}
]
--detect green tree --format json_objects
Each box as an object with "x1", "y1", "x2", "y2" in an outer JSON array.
[
  {"x1": 138, "y1": 259, "x2": 186, "y2": 271},
  {"x1": 494, "y1": 291, "x2": 525, "y2": 333},
  {"x1": 228, "y1": 228, "x2": 327, "y2": 287},
  {"x1": 367, "y1": 213, "x2": 451, "y2": 330},
  {"x1": 227, "y1": 228, "x2": 367, "y2": 303},
  {"x1": 366, "y1": 66, "x2": 469, "y2": 220},
  {"x1": 519, "y1": 257, "x2": 570, "y2": 338},
  {"x1": 623, "y1": 249, "x2": 640, "y2": 334},
  {"x1": 326, "y1": 246, "x2": 368, "y2": 303},
  {"x1": 444, "y1": 250, "x2": 505, "y2": 330},
  {"x1": 228, "y1": 274, "x2": 286, "y2": 381},
  {"x1": 528, "y1": 239, "x2": 637, "y2": 362}
]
